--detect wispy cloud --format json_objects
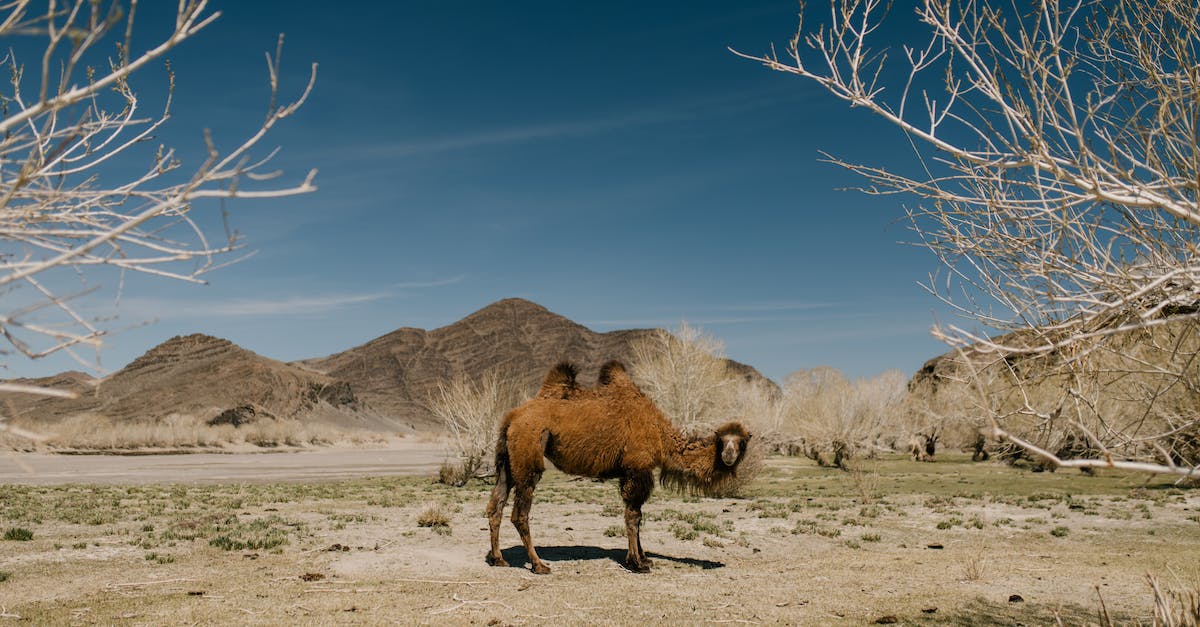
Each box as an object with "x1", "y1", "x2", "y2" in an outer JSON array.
[
  {"x1": 689, "y1": 301, "x2": 845, "y2": 313},
  {"x1": 120, "y1": 275, "x2": 465, "y2": 319},
  {"x1": 370, "y1": 85, "x2": 805, "y2": 160},
  {"x1": 392, "y1": 276, "x2": 465, "y2": 290},
  {"x1": 582, "y1": 315, "x2": 814, "y2": 328},
  {"x1": 201, "y1": 292, "x2": 394, "y2": 316}
]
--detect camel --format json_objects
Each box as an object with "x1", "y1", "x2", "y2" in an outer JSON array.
[{"x1": 485, "y1": 360, "x2": 751, "y2": 574}]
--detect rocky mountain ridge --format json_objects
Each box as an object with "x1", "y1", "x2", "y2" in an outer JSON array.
[{"x1": 3, "y1": 298, "x2": 774, "y2": 431}]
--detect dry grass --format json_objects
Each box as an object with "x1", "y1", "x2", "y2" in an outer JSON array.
[
  {"x1": 1148, "y1": 574, "x2": 1200, "y2": 627},
  {"x1": 5, "y1": 414, "x2": 344, "y2": 451},
  {"x1": 416, "y1": 505, "x2": 451, "y2": 529}
]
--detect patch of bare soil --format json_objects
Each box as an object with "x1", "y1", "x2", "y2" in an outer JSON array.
[
  {"x1": 0, "y1": 437, "x2": 449, "y2": 485},
  {"x1": 0, "y1": 455, "x2": 1197, "y2": 625}
]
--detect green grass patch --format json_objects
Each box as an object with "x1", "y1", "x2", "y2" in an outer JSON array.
[{"x1": 3, "y1": 528, "x2": 33, "y2": 541}]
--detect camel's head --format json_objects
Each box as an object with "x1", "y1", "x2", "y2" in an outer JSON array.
[{"x1": 715, "y1": 421, "x2": 751, "y2": 469}]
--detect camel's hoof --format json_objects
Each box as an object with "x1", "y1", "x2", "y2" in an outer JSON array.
[
  {"x1": 624, "y1": 559, "x2": 651, "y2": 573},
  {"x1": 531, "y1": 563, "x2": 551, "y2": 575},
  {"x1": 486, "y1": 554, "x2": 508, "y2": 567}
]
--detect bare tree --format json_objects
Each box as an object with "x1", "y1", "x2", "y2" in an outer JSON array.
[
  {"x1": 781, "y1": 366, "x2": 905, "y2": 468},
  {"x1": 0, "y1": 1, "x2": 316, "y2": 393},
  {"x1": 426, "y1": 369, "x2": 528, "y2": 484},
  {"x1": 629, "y1": 321, "x2": 735, "y2": 429},
  {"x1": 736, "y1": 0, "x2": 1200, "y2": 479}
]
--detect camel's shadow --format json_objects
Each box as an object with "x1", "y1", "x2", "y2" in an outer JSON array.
[{"x1": 497, "y1": 545, "x2": 724, "y2": 571}]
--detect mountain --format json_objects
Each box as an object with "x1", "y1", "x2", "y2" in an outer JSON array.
[
  {"x1": 2, "y1": 334, "x2": 367, "y2": 428},
  {"x1": 2, "y1": 299, "x2": 775, "y2": 433},
  {"x1": 299, "y1": 298, "x2": 775, "y2": 429}
]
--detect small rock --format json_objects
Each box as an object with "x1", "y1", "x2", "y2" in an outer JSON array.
[
  {"x1": 926, "y1": 543, "x2": 944, "y2": 549},
  {"x1": 921, "y1": 607, "x2": 938, "y2": 614},
  {"x1": 187, "y1": 591, "x2": 206, "y2": 596},
  {"x1": 1009, "y1": 594, "x2": 1024, "y2": 603},
  {"x1": 300, "y1": 573, "x2": 325, "y2": 582},
  {"x1": 873, "y1": 615, "x2": 898, "y2": 624}
]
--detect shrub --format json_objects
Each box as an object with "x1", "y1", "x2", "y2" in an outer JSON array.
[
  {"x1": 427, "y1": 370, "x2": 528, "y2": 482},
  {"x1": 3, "y1": 528, "x2": 33, "y2": 541},
  {"x1": 417, "y1": 506, "x2": 451, "y2": 530}
]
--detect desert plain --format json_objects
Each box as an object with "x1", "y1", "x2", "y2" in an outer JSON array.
[{"x1": 1, "y1": 445, "x2": 1197, "y2": 625}]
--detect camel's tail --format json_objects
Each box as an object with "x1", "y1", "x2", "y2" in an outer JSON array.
[
  {"x1": 494, "y1": 421, "x2": 511, "y2": 478},
  {"x1": 487, "y1": 420, "x2": 511, "y2": 515},
  {"x1": 536, "y1": 361, "x2": 579, "y2": 399}
]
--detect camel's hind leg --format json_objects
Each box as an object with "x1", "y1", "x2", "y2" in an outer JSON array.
[
  {"x1": 511, "y1": 474, "x2": 550, "y2": 574},
  {"x1": 501, "y1": 427, "x2": 550, "y2": 574},
  {"x1": 619, "y1": 471, "x2": 654, "y2": 573},
  {"x1": 485, "y1": 462, "x2": 511, "y2": 567}
]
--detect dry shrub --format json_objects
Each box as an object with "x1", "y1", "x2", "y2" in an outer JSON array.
[
  {"x1": 717, "y1": 377, "x2": 789, "y2": 452},
  {"x1": 918, "y1": 322, "x2": 1200, "y2": 471},
  {"x1": 416, "y1": 506, "x2": 451, "y2": 529},
  {"x1": 1148, "y1": 575, "x2": 1200, "y2": 627},
  {"x1": 9, "y1": 413, "x2": 339, "y2": 451},
  {"x1": 436, "y1": 461, "x2": 472, "y2": 488},
  {"x1": 903, "y1": 372, "x2": 989, "y2": 458},
  {"x1": 426, "y1": 369, "x2": 528, "y2": 482},
  {"x1": 846, "y1": 459, "x2": 881, "y2": 504},
  {"x1": 629, "y1": 321, "x2": 736, "y2": 430},
  {"x1": 781, "y1": 367, "x2": 907, "y2": 469}
]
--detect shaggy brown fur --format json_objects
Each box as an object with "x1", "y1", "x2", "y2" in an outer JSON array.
[{"x1": 485, "y1": 360, "x2": 751, "y2": 574}]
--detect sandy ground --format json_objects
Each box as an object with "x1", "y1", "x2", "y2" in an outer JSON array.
[{"x1": 0, "y1": 439, "x2": 450, "y2": 485}]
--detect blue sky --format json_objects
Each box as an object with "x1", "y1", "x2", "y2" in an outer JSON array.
[{"x1": 6, "y1": 1, "x2": 956, "y2": 383}]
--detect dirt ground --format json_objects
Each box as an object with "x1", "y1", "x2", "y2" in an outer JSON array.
[
  {"x1": 1, "y1": 454, "x2": 1198, "y2": 625},
  {"x1": 0, "y1": 439, "x2": 449, "y2": 486}
]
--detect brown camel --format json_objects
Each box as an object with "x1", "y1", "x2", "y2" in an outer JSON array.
[{"x1": 485, "y1": 360, "x2": 751, "y2": 574}]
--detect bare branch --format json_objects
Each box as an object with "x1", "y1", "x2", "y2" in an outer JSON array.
[
  {"x1": 0, "y1": 1, "x2": 315, "y2": 380},
  {"x1": 745, "y1": 0, "x2": 1200, "y2": 473}
]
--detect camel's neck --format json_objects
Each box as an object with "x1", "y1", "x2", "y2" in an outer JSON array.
[
  {"x1": 658, "y1": 421, "x2": 731, "y2": 495},
  {"x1": 661, "y1": 427, "x2": 717, "y2": 477}
]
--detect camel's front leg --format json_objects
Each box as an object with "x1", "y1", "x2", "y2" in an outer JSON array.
[{"x1": 619, "y1": 472, "x2": 654, "y2": 573}]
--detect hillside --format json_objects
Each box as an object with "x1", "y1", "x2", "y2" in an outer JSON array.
[
  {"x1": 2, "y1": 334, "x2": 368, "y2": 429},
  {"x1": 299, "y1": 298, "x2": 775, "y2": 429}
]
